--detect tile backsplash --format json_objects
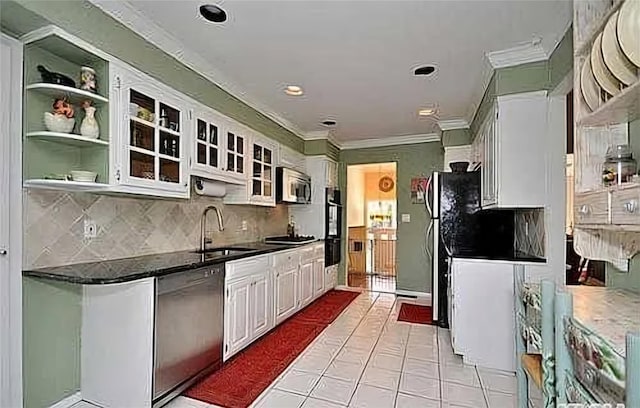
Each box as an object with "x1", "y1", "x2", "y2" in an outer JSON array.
[
  {"x1": 23, "y1": 189, "x2": 289, "y2": 269},
  {"x1": 515, "y1": 208, "x2": 545, "y2": 258}
]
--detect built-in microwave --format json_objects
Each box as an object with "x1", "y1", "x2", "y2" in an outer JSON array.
[{"x1": 276, "y1": 167, "x2": 312, "y2": 204}]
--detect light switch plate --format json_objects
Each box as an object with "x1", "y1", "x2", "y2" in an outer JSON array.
[{"x1": 401, "y1": 214, "x2": 411, "y2": 223}]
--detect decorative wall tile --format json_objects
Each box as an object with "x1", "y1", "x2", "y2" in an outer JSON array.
[
  {"x1": 515, "y1": 209, "x2": 545, "y2": 258},
  {"x1": 23, "y1": 189, "x2": 289, "y2": 269}
]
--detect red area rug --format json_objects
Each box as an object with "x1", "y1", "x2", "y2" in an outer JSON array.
[
  {"x1": 184, "y1": 290, "x2": 359, "y2": 408},
  {"x1": 397, "y1": 303, "x2": 434, "y2": 325}
]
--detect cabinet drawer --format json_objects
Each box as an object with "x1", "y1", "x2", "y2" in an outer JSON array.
[
  {"x1": 574, "y1": 191, "x2": 609, "y2": 224},
  {"x1": 313, "y1": 243, "x2": 325, "y2": 258},
  {"x1": 274, "y1": 249, "x2": 300, "y2": 271},
  {"x1": 300, "y1": 246, "x2": 315, "y2": 264},
  {"x1": 611, "y1": 187, "x2": 640, "y2": 225},
  {"x1": 226, "y1": 254, "x2": 270, "y2": 281}
]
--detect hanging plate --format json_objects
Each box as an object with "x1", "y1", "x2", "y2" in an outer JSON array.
[
  {"x1": 602, "y1": 10, "x2": 638, "y2": 85},
  {"x1": 581, "y1": 58, "x2": 601, "y2": 111},
  {"x1": 591, "y1": 33, "x2": 622, "y2": 96},
  {"x1": 618, "y1": 0, "x2": 640, "y2": 68},
  {"x1": 379, "y1": 176, "x2": 395, "y2": 193}
]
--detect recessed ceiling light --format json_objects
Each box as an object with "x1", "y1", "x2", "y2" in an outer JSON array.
[
  {"x1": 321, "y1": 119, "x2": 337, "y2": 127},
  {"x1": 418, "y1": 108, "x2": 437, "y2": 116},
  {"x1": 284, "y1": 85, "x2": 304, "y2": 96},
  {"x1": 414, "y1": 65, "x2": 436, "y2": 76},
  {"x1": 199, "y1": 4, "x2": 227, "y2": 23}
]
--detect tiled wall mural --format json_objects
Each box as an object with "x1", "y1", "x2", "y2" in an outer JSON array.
[
  {"x1": 515, "y1": 208, "x2": 545, "y2": 258},
  {"x1": 23, "y1": 189, "x2": 289, "y2": 269}
]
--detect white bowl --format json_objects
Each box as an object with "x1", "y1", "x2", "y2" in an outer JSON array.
[
  {"x1": 70, "y1": 171, "x2": 97, "y2": 183},
  {"x1": 44, "y1": 112, "x2": 75, "y2": 133},
  {"x1": 129, "y1": 103, "x2": 139, "y2": 117}
]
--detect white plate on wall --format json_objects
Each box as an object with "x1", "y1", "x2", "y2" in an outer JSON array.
[
  {"x1": 618, "y1": 0, "x2": 640, "y2": 68},
  {"x1": 591, "y1": 33, "x2": 622, "y2": 96},
  {"x1": 602, "y1": 10, "x2": 638, "y2": 85},
  {"x1": 581, "y1": 58, "x2": 601, "y2": 112}
]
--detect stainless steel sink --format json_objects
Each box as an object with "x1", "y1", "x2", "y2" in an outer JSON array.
[{"x1": 193, "y1": 247, "x2": 256, "y2": 255}]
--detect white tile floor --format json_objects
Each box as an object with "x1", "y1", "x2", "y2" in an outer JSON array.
[{"x1": 74, "y1": 291, "x2": 519, "y2": 408}]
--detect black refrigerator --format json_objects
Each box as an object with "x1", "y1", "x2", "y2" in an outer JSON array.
[{"x1": 426, "y1": 171, "x2": 514, "y2": 328}]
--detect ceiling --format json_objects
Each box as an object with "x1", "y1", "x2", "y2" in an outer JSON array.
[{"x1": 106, "y1": 1, "x2": 571, "y2": 143}]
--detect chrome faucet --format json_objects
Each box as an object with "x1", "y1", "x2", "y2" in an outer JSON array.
[{"x1": 200, "y1": 205, "x2": 225, "y2": 252}]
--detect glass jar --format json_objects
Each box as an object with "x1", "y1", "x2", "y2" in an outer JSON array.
[{"x1": 602, "y1": 144, "x2": 637, "y2": 186}]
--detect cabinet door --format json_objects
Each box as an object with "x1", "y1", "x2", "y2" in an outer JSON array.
[
  {"x1": 119, "y1": 71, "x2": 188, "y2": 194},
  {"x1": 193, "y1": 110, "x2": 224, "y2": 177},
  {"x1": 250, "y1": 273, "x2": 271, "y2": 340},
  {"x1": 225, "y1": 128, "x2": 246, "y2": 177},
  {"x1": 481, "y1": 110, "x2": 497, "y2": 207},
  {"x1": 313, "y1": 258, "x2": 325, "y2": 298},
  {"x1": 275, "y1": 266, "x2": 298, "y2": 324},
  {"x1": 300, "y1": 261, "x2": 314, "y2": 307},
  {"x1": 250, "y1": 138, "x2": 275, "y2": 204},
  {"x1": 225, "y1": 278, "x2": 251, "y2": 358}
]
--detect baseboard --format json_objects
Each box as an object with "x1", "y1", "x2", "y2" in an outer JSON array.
[
  {"x1": 48, "y1": 392, "x2": 81, "y2": 408},
  {"x1": 395, "y1": 290, "x2": 432, "y2": 302},
  {"x1": 335, "y1": 285, "x2": 364, "y2": 292}
]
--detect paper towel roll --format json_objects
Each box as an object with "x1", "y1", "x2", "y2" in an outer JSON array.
[{"x1": 194, "y1": 179, "x2": 227, "y2": 197}]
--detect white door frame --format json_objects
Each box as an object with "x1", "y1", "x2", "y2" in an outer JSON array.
[{"x1": 0, "y1": 32, "x2": 23, "y2": 408}]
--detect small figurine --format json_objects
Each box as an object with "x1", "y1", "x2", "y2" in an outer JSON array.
[{"x1": 52, "y1": 98, "x2": 74, "y2": 118}]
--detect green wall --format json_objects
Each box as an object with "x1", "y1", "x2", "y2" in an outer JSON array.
[
  {"x1": 304, "y1": 139, "x2": 340, "y2": 161},
  {"x1": 470, "y1": 27, "x2": 573, "y2": 137},
  {"x1": 441, "y1": 128, "x2": 471, "y2": 147},
  {"x1": 4, "y1": 0, "x2": 304, "y2": 153},
  {"x1": 339, "y1": 142, "x2": 444, "y2": 293},
  {"x1": 22, "y1": 278, "x2": 82, "y2": 408},
  {"x1": 607, "y1": 119, "x2": 640, "y2": 292}
]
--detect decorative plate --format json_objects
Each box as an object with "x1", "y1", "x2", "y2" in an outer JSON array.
[
  {"x1": 581, "y1": 58, "x2": 601, "y2": 111},
  {"x1": 618, "y1": 0, "x2": 640, "y2": 68},
  {"x1": 602, "y1": 10, "x2": 637, "y2": 85},
  {"x1": 379, "y1": 176, "x2": 395, "y2": 192},
  {"x1": 591, "y1": 33, "x2": 622, "y2": 96}
]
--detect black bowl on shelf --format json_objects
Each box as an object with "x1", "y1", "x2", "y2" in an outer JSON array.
[{"x1": 37, "y1": 65, "x2": 76, "y2": 88}]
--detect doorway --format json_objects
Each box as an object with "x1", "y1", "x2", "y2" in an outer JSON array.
[{"x1": 346, "y1": 163, "x2": 397, "y2": 293}]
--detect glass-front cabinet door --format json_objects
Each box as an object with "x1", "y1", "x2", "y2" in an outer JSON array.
[
  {"x1": 192, "y1": 108, "x2": 224, "y2": 178},
  {"x1": 117, "y1": 68, "x2": 188, "y2": 195},
  {"x1": 226, "y1": 128, "x2": 246, "y2": 178},
  {"x1": 250, "y1": 137, "x2": 276, "y2": 204}
]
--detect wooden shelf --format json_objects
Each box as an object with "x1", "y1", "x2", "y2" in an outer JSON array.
[
  {"x1": 26, "y1": 131, "x2": 108, "y2": 147},
  {"x1": 158, "y1": 153, "x2": 180, "y2": 162},
  {"x1": 578, "y1": 79, "x2": 640, "y2": 127},
  {"x1": 159, "y1": 126, "x2": 181, "y2": 137},
  {"x1": 130, "y1": 115, "x2": 155, "y2": 128},
  {"x1": 521, "y1": 353, "x2": 543, "y2": 389},
  {"x1": 24, "y1": 179, "x2": 109, "y2": 191},
  {"x1": 576, "y1": 223, "x2": 640, "y2": 232},
  {"x1": 26, "y1": 83, "x2": 109, "y2": 105},
  {"x1": 576, "y1": 182, "x2": 640, "y2": 196},
  {"x1": 575, "y1": 0, "x2": 625, "y2": 57}
]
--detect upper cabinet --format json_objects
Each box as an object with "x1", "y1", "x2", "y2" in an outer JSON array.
[
  {"x1": 112, "y1": 64, "x2": 190, "y2": 198},
  {"x1": 480, "y1": 91, "x2": 547, "y2": 209},
  {"x1": 325, "y1": 159, "x2": 339, "y2": 188},
  {"x1": 224, "y1": 133, "x2": 277, "y2": 206},
  {"x1": 192, "y1": 108, "x2": 224, "y2": 178}
]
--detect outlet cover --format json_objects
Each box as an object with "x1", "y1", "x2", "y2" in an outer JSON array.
[
  {"x1": 241, "y1": 220, "x2": 248, "y2": 231},
  {"x1": 84, "y1": 219, "x2": 97, "y2": 239},
  {"x1": 401, "y1": 214, "x2": 411, "y2": 223}
]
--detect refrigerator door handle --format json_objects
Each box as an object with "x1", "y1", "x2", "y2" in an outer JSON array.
[
  {"x1": 425, "y1": 219, "x2": 434, "y2": 260},
  {"x1": 424, "y1": 175, "x2": 433, "y2": 217}
]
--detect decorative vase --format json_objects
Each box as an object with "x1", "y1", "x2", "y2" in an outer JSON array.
[
  {"x1": 80, "y1": 105, "x2": 99, "y2": 139},
  {"x1": 80, "y1": 66, "x2": 96, "y2": 93}
]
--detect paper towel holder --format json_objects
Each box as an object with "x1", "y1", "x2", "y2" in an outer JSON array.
[{"x1": 194, "y1": 178, "x2": 227, "y2": 197}]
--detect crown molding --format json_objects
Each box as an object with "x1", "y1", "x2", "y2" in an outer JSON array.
[
  {"x1": 437, "y1": 119, "x2": 469, "y2": 131},
  {"x1": 88, "y1": 0, "x2": 307, "y2": 140},
  {"x1": 340, "y1": 133, "x2": 440, "y2": 150},
  {"x1": 302, "y1": 130, "x2": 331, "y2": 141},
  {"x1": 485, "y1": 37, "x2": 548, "y2": 69}
]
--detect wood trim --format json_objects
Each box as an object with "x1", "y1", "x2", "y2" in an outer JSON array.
[{"x1": 521, "y1": 353, "x2": 543, "y2": 389}]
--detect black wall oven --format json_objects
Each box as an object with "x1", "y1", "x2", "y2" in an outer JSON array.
[{"x1": 325, "y1": 188, "x2": 342, "y2": 266}]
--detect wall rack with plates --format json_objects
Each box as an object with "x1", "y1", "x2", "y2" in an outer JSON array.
[{"x1": 573, "y1": 0, "x2": 640, "y2": 268}]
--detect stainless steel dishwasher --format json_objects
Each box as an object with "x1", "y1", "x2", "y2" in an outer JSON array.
[{"x1": 153, "y1": 263, "x2": 224, "y2": 406}]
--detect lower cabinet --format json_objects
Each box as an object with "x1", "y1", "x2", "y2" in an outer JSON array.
[
  {"x1": 225, "y1": 277, "x2": 252, "y2": 358},
  {"x1": 275, "y1": 264, "x2": 298, "y2": 325},
  {"x1": 324, "y1": 264, "x2": 338, "y2": 292},
  {"x1": 299, "y1": 260, "x2": 314, "y2": 307},
  {"x1": 251, "y1": 272, "x2": 271, "y2": 340},
  {"x1": 313, "y1": 257, "x2": 325, "y2": 297}
]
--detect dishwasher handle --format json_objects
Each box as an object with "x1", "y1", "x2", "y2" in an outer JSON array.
[{"x1": 157, "y1": 264, "x2": 224, "y2": 295}]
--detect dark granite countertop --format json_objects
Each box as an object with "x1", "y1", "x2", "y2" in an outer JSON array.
[{"x1": 23, "y1": 241, "x2": 322, "y2": 285}]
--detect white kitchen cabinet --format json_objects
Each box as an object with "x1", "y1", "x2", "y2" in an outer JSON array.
[
  {"x1": 313, "y1": 256, "x2": 325, "y2": 298},
  {"x1": 480, "y1": 91, "x2": 547, "y2": 208},
  {"x1": 325, "y1": 159, "x2": 339, "y2": 188},
  {"x1": 250, "y1": 272, "x2": 271, "y2": 340},
  {"x1": 111, "y1": 64, "x2": 190, "y2": 198},
  {"x1": 279, "y1": 144, "x2": 306, "y2": 173},
  {"x1": 299, "y1": 260, "x2": 314, "y2": 307},
  {"x1": 449, "y1": 258, "x2": 516, "y2": 371},
  {"x1": 224, "y1": 133, "x2": 277, "y2": 206},
  {"x1": 324, "y1": 264, "x2": 338, "y2": 292},
  {"x1": 275, "y1": 264, "x2": 298, "y2": 324},
  {"x1": 225, "y1": 277, "x2": 252, "y2": 357}
]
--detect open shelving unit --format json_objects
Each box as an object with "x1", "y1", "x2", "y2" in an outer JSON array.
[{"x1": 22, "y1": 29, "x2": 111, "y2": 190}]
